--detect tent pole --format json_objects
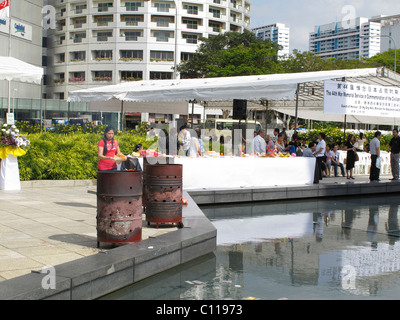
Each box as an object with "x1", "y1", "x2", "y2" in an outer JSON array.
[
  {"x1": 343, "y1": 115, "x2": 347, "y2": 145},
  {"x1": 294, "y1": 83, "x2": 300, "y2": 132},
  {"x1": 40, "y1": 78, "x2": 43, "y2": 133},
  {"x1": 191, "y1": 100, "x2": 195, "y2": 129},
  {"x1": 120, "y1": 100, "x2": 124, "y2": 132}
]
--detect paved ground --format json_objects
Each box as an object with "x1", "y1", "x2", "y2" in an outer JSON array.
[
  {"x1": 0, "y1": 173, "x2": 395, "y2": 282},
  {"x1": 0, "y1": 183, "x2": 177, "y2": 281}
]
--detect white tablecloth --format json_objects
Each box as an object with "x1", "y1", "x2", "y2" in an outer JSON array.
[{"x1": 171, "y1": 157, "x2": 316, "y2": 190}]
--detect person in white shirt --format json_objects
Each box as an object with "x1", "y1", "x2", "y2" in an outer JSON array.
[
  {"x1": 313, "y1": 133, "x2": 326, "y2": 182},
  {"x1": 370, "y1": 131, "x2": 381, "y2": 182},
  {"x1": 179, "y1": 125, "x2": 191, "y2": 156},
  {"x1": 253, "y1": 129, "x2": 267, "y2": 154},
  {"x1": 323, "y1": 144, "x2": 334, "y2": 177}
]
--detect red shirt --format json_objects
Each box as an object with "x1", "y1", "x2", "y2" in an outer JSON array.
[{"x1": 98, "y1": 139, "x2": 119, "y2": 170}]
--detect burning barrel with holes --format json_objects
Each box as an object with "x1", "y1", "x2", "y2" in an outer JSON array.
[
  {"x1": 143, "y1": 161, "x2": 183, "y2": 228},
  {"x1": 96, "y1": 171, "x2": 143, "y2": 247}
]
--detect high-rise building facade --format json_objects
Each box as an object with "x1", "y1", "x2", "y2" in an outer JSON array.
[
  {"x1": 370, "y1": 14, "x2": 400, "y2": 53},
  {"x1": 309, "y1": 17, "x2": 381, "y2": 60},
  {"x1": 252, "y1": 23, "x2": 290, "y2": 58},
  {"x1": 0, "y1": 0, "x2": 43, "y2": 103},
  {"x1": 45, "y1": 0, "x2": 251, "y2": 100}
]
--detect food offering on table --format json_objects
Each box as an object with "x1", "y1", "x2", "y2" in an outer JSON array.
[
  {"x1": 114, "y1": 155, "x2": 127, "y2": 164},
  {"x1": 204, "y1": 150, "x2": 219, "y2": 158}
]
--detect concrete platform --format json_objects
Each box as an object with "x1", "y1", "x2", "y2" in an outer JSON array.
[
  {"x1": 0, "y1": 174, "x2": 398, "y2": 299},
  {"x1": 0, "y1": 181, "x2": 216, "y2": 300}
]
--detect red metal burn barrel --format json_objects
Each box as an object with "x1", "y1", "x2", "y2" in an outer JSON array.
[
  {"x1": 96, "y1": 171, "x2": 143, "y2": 247},
  {"x1": 143, "y1": 160, "x2": 183, "y2": 228}
]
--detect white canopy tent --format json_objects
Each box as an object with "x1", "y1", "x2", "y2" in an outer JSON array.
[
  {"x1": 68, "y1": 67, "x2": 400, "y2": 127},
  {"x1": 267, "y1": 67, "x2": 400, "y2": 126},
  {"x1": 0, "y1": 56, "x2": 44, "y2": 118},
  {"x1": 68, "y1": 68, "x2": 379, "y2": 104},
  {"x1": 0, "y1": 56, "x2": 43, "y2": 85}
]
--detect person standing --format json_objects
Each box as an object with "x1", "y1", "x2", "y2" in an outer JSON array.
[
  {"x1": 97, "y1": 126, "x2": 125, "y2": 171},
  {"x1": 253, "y1": 129, "x2": 267, "y2": 154},
  {"x1": 179, "y1": 125, "x2": 191, "y2": 156},
  {"x1": 345, "y1": 134, "x2": 356, "y2": 180},
  {"x1": 313, "y1": 133, "x2": 326, "y2": 182},
  {"x1": 370, "y1": 131, "x2": 382, "y2": 182},
  {"x1": 389, "y1": 128, "x2": 400, "y2": 181}
]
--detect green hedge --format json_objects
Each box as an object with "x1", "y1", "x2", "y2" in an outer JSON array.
[
  {"x1": 18, "y1": 132, "x2": 154, "y2": 181},
  {"x1": 297, "y1": 128, "x2": 392, "y2": 150}
]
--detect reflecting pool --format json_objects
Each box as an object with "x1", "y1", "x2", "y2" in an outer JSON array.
[{"x1": 101, "y1": 195, "x2": 400, "y2": 300}]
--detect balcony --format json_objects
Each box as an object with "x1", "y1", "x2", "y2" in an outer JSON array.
[{"x1": 69, "y1": 77, "x2": 85, "y2": 83}]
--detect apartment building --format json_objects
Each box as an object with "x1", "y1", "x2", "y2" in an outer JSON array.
[
  {"x1": 45, "y1": 0, "x2": 252, "y2": 100},
  {"x1": 309, "y1": 17, "x2": 381, "y2": 60},
  {"x1": 0, "y1": 0, "x2": 43, "y2": 106},
  {"x1": 252, "y1": 23, "x2": 290, "y2": 58},
  {"x1": 370, "y1": 14, "x2": 400, "y2": 53}
]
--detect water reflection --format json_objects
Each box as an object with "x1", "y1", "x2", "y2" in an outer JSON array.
[{"x1": 101, "y1": 195, "x2": 400, "y2": 300}]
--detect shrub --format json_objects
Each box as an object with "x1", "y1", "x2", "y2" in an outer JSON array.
[{"x1": 18, "y1": 132, "x2": 154, "y2": 181}]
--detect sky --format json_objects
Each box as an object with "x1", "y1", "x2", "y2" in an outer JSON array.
[{"x1": 250, "y1": 0, "x2": 400, "y2": 53}]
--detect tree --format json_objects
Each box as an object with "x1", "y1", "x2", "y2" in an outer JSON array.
[
  {"x1": 281, "y1": 49, "x2": 370, "y2": 73},
  {"x1": 367, "y1": 49, "x2": 399, "y2": 73},
  {"x1": 177, "y1": 30, "x2": 282, "y2": 78}
]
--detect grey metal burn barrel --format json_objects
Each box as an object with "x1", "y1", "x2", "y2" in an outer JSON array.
[
  {"x1": 143, "y1": 159, "x2": 183, "y2": 228},
  {"x1": 96, "y1": 171, "x2": 143, "y2": 247}
]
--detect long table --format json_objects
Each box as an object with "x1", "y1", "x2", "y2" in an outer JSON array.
[{"x1": 170, "y1": 157, "x2": 316, "y2": 190}]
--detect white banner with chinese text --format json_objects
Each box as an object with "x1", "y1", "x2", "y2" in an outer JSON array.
[{"x1": 324, "y1": 80, "x2": 400, "y2": 118}]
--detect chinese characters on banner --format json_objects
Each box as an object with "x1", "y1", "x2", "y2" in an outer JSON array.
[{"x1": 324, "y1": 80, "x2": 400, "y2": 118}]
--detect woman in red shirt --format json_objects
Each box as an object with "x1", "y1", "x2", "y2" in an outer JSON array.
[{"x1": 97, "y1": 126, "x2": 125, "y2": 171}]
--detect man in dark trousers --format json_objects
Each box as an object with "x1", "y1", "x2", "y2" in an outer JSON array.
[
  {"x1": 389, "y1": 128, "x2": 400, "y2": 181},
  {"x1": 370, "y1": 131, "x2": 382, "y2": 182}
]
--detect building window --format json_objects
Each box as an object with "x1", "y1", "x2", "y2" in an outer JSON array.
[
  {"x1": 150, "y1": 71, "x2": 172, "y2": 80},
  {"x1": 75, "y1": 4, "x2": 87, "y2": 14},
  {"x1": 71, "y1": 51, "x2": 86, "y2": 61},
  {"x1": 121, "y1": 71, "x2": 143, "y2": 81},
  {"x1": 181, "y1": 52, "x2": 194, "y2": 61},
  {"x1": 96, "y1": 16, "x2": 113, "y2": 26},
  {"x1": 124, "y1": 15, "x2": 142, "y2": 25},
  {"x1": 94, "y1": 50, "x2": 113, "y2": 60},
  {"x1": 69, "y1": 71, "x2": 85, "y2": 82},
  {"x1": 74, "y1": 17, "x2": 86, "y2": 28},
  {"x1": 182, "y1": 33, "x2": 198, "y2": 44},
  {"x1": 182, "y1": 19, "x2": 198, "y2": 29},
  {"x1": 150, "y1": 50, "x2": 174, "y2": 61},
  {"x1": 56, "y1": 53, "x2": 65, "y2": 63},
  {"x1": 154, "y1": 17, "x2": 171, "y2": 27},
  {"x1": 209, "y1": 21, "x2": 222, "y2": 32},
  {"x1": 93, "y1": 71, "x2": 112, "y2": 81},
  {"x1": 97, "y1": 31, "x2": 112, "y2": 41},
  {"x1": 72, "y1": 32, "x2": 86, "y2": 43},
  {"x1": 183, "y1": 4, "x2": 198, "y2": 15},
  {"x1": 125, "y1": 1, "x2": 142, "y2": 11},
  {"x1": 154, "y1": 2, "x2": 171, "y2": 12},
  {"x1": 124, "y1": 31, "x2": 141, "y2": 41},
  {"x1": 120, "y1": 50, "x2": 143, "y2": 60},
  {"x1": 98, "y1": 2, "x2": 113, "y2": 12},
  {"x1": 209, "y1": 8, "x2": 221, "y2": 18},
  {"x1": 154, "y1": 31, "x2": 171, "y2": 42}
]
